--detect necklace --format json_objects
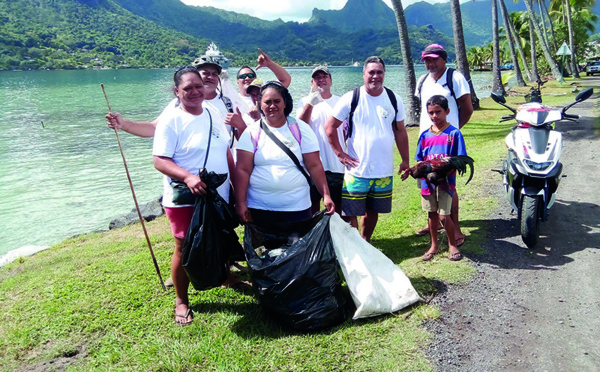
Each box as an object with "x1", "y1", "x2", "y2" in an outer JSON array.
[{"x1": 430, "y1": 122, "x2": 450, "y2": 135}]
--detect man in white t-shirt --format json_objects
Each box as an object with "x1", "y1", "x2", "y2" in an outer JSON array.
[
  {"x1": 297, "y1": 66, "x2": 344, "y2": 214},
  {"x1": 324, "y1": 56, "x2": 410, "y2": 242},
  {"x1": 415, "y1": 44, "x2": 474, "y2": 246}
]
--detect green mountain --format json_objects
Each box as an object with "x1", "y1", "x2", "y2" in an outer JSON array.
[
  {"x1": 309, "y1": 0, "x2": 397, "y2": 32},
  {"x1": 0, "y1": 0, "x2": 209, "y2": 70},
  {"x1": 0, "y1": 0, "x2": 455, "y2": 70}
]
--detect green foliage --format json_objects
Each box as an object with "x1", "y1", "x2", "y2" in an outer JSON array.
[{"x1": 0, "y1": 0, "x2": 208, "y2": 70}]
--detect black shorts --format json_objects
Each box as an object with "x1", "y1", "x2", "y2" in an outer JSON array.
[{"x1": 310, "y1": 171, "x2": 344, "y2": 207}]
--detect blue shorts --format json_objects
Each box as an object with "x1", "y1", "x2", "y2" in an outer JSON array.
[{"x1": 341, "y1": 175, "x2": 393, "y2": 216}]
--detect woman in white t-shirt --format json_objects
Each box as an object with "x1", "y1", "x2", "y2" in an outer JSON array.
[
  {"x1": 235, "y1": 81, "x2": 334, "y2": 227},
  {"x1": 152, "y1": 66, "x2": 243, "y2": 326}
]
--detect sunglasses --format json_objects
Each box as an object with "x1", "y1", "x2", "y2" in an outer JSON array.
[{"x1": 238, "y1": 73, "x2": 256, "y2": 80}]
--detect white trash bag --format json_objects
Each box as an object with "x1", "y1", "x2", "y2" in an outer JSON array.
[{"x1": 329, "y1": 213, "x2": 422, "y2": 319}]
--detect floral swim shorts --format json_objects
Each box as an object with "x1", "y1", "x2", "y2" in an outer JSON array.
[{"x1": 341, "y1": 175, "x2": 393, "y2": 216}]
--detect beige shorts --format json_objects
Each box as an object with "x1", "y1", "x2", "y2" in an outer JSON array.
[{"x1": 421, "y1": 188, "x2": 452, "y2": 215}]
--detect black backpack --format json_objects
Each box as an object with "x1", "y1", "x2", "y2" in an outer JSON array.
[
  {"x1": 416, "y1": 68, "x2": 457, "y2": 111},
  {"x1": 347, "y1": 86, "x2": 399, "y2": 139}
]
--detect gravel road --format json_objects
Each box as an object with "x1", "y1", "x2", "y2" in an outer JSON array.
[{"x1": 425, "y1": 80, "x2": 600, "y2": 371}]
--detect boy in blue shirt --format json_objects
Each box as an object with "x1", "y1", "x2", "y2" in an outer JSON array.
[{"x1": 412, "y1": 95, "x2": 467, "y2": 261}]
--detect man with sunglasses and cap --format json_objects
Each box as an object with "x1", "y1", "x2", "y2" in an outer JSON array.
[
  {"x1": 236, "y1": 48, "x2": 291, "y2": 119},
  {"x1": 414, "y1": 43, "x2": 473, "y2": 246},
  {"x1": 297, "y1": 65, "x2": 344, "y2": 214}
]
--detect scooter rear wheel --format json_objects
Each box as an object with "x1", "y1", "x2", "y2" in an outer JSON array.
[{"x1": 520, "y1": 195, "x2": 540, "y2": 248}]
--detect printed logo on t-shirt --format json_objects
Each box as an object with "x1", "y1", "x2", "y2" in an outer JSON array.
[{"x1": 377, "y1": 105, "x2": 389, "y2": 119}]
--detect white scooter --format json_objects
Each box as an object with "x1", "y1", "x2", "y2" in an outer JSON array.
[{"x1": 491, "y1": 87, "x2": 594, "y2": 248}]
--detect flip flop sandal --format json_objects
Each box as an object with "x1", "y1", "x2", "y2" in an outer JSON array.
[
  {"x1": 448, "y1": 251, "x2": 463, "y2": 261},
  {"x1": 175, "y1": 309, "x2": 193, "y2": 326},
  {"x1": 422, "y1": 251, "x2": 439, "y2": 261},
  {"x1": 455, "y1": 236, "x2": 466, "y2": 247}
]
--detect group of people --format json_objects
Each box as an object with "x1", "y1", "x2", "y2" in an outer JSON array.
[{"x1": 106, "y1": 44, "x2": 473, "y2": 325}]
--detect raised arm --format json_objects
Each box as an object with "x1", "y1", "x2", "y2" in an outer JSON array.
[{"x1": 256, "y1": 48, "x2": 291, "y2": 88}]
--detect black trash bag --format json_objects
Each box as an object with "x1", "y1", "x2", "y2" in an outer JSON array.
[
  {"x1": 181, "y1": 169, "x2": 244, "y2": 291},
  {"x1": 243, "y1": 212, "x2": 347, "y2": 331}
]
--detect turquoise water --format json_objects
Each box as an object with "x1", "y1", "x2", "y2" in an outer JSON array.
[{"x1": 0, "y1": 66, "x2": 493, "y2": 259}]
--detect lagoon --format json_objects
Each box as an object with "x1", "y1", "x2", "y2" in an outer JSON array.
[{"x1": 0, "y1": 66, "x2": 493, "y2": 261}]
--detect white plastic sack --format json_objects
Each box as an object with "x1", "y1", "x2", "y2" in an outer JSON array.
[{"x1": 329, "y1": 214, "x2": 422, "y2": 319}]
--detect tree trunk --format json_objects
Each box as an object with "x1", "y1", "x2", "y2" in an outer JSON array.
[
  {"x1": 524, "y1": 0, "x2": 563, "y2": 80},
  {"x1": 450, "y1": 0, "x2": 480, "y2": 109},
  {"x1": 541, "y1": 0, "x2": 558, "y2": 51},
  {"x1": 566, "y1": 0, "x2": 580, "y2": 78},
  {"x1": 390, "y1": 0, "x2": 419, "y2": 125},
  {"x1": 529, "y1": 17, "x2": 541, "y2": 81},
  {"x1": 536, "y1": 0, "x2": 551, "y2": 50},
  {"x1": 508, "y1": 13, "x2": 534, "y2": 81},
  {"x1": 492, "y1": 0, "x2": 506, "y2": 94},
  {"x1": 499, "y1": 0, "x2": 526, "y2": 86}
]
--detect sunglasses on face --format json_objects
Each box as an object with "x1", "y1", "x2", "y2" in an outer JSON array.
[{"x1": 238, "y1": 73, "x2": 256, "y2": 80}]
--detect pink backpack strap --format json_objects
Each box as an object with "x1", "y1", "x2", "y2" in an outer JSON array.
[
  {"x1": 250, "y1": 126, "x2": 261, "y2": 153},
  {"x1": 287, "y1": 117, "x2": 302, "y2": 146}
]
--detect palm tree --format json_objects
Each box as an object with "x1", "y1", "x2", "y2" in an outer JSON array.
[
  {"x1": 492, "y1": 0, "x2": 506, "y2": 94},
  {"x1": 528, "y1": 17, "x2": 541, "y2": 81},
  {"x1": 524, "y1": 0, "x2": 563, "y2": 80},
  {"x1": 508, "y1": 10, "x2": 534, "y2": 81},
  {"x1": 450, "y1": 0, "x2": 480, "y2": 109},
  {"x1": 499, "y1": 0, "x2": 526, "y2": 86},
  {"x1": 390, "y1": 0, "x2": 419, "y2": 125},
  {"x1": 565, "y1": 0, "x2": 580, "y2": 78}
]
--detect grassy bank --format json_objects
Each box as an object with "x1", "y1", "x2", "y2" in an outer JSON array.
[{"x1": 0, "y1": 79, "x2": 594, "y2": 371}]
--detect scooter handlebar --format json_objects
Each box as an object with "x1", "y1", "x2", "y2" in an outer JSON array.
[{"x1": 563, "y1": 113, "x2": 579, "y2": 121}]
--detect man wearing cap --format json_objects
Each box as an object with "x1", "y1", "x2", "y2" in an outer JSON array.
[
  {"x1": 297, "y1": 66, "x2": 344, "y2": 214},
  {"x1": 243, "y1": 79, "x2": 263, "y2": 121},
  {"x1": 324, "y1": 56, "x2": 410, "y2": 242},
  {"x1": 106, "y1": 57, "x2": 246, "y2": 145},
  {"x1": 417, "y1": 44, "x2": 473, "y2": 133},
  {"x1": 415, "y1": 44, "x2": 473, "y2": 245}
]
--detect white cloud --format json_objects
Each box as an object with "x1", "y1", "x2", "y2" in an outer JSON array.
[
  {"x1": 180, "y1": 0, "x2": 347, "y2": 22},
  {"x1": 180, "y1": 0, "x2": 448, "y2": 22}
]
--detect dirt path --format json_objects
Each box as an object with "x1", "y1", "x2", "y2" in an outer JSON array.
[{"x1": 425, "y1": 79, "x2": 600, "y2": 371}]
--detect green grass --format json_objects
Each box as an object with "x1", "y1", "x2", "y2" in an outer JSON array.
[{"x1": 1, "y1": 78, "x2": 597, "y2": 371}]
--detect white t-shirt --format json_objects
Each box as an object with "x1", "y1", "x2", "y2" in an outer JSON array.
[
  {"x1": 297, "y1": 95, "x2": 345, "y2": 174},
  {"x1": 153, "y1": 106, "x2": 231, "y2": 208},
  {"x1": 204, "y1": 95, "x2": 238, "y2": 150},
  {"x1": 237, "y1": 117, "x2": 320, "y2": 211},
  {"x1": 416, "y1": 67, "x2": 471, "y2": 133},
  {"x1": 332, "y1": 86, "x2": 405, "y2": 178}
]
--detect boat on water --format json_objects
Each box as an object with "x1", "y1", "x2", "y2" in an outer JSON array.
[{"x1": 193, "y1": 42, "x2": 230, "y2": 70}]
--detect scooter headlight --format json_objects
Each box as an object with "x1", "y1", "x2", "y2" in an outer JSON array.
[{"x1": 524, "y1": 160, "x2": 553, "y2": 171}]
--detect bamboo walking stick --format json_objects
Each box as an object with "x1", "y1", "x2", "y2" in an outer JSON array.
[{"x1": 101, "y1": 83, "x2": 166, "y2": 291}]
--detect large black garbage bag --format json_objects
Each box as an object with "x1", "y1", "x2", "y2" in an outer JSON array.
[
  {"x1": 243, "y1": 212, "x2": 346, "y2": 331},
  {"x1": 181, "y1": 169, "x2": 244, "y2": 291}
]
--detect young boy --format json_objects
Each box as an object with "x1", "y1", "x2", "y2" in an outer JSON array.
[{"x1": 415, "y1": 95, "x2": 467, "y2": 261}]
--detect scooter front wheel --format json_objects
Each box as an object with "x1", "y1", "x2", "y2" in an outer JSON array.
[{"x1": 520, "y1": 195, "x2": 541, "y2": 248}]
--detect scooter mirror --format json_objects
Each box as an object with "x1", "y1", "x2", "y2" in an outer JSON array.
[
  {"x1": 575, "y1": 88, "x2": 593, "y2": 102},
  {"x1": 490, "y1": 92, "x2": 506, "y2": 104}
]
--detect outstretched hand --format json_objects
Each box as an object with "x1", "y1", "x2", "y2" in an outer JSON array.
[{"x1": 255, "y1": 48, "x2": 272, "y2": 70}]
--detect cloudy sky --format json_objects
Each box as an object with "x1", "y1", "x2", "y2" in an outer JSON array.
[{"x1": 179, "y1": 0, "x2": 445, "y2": 23}]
